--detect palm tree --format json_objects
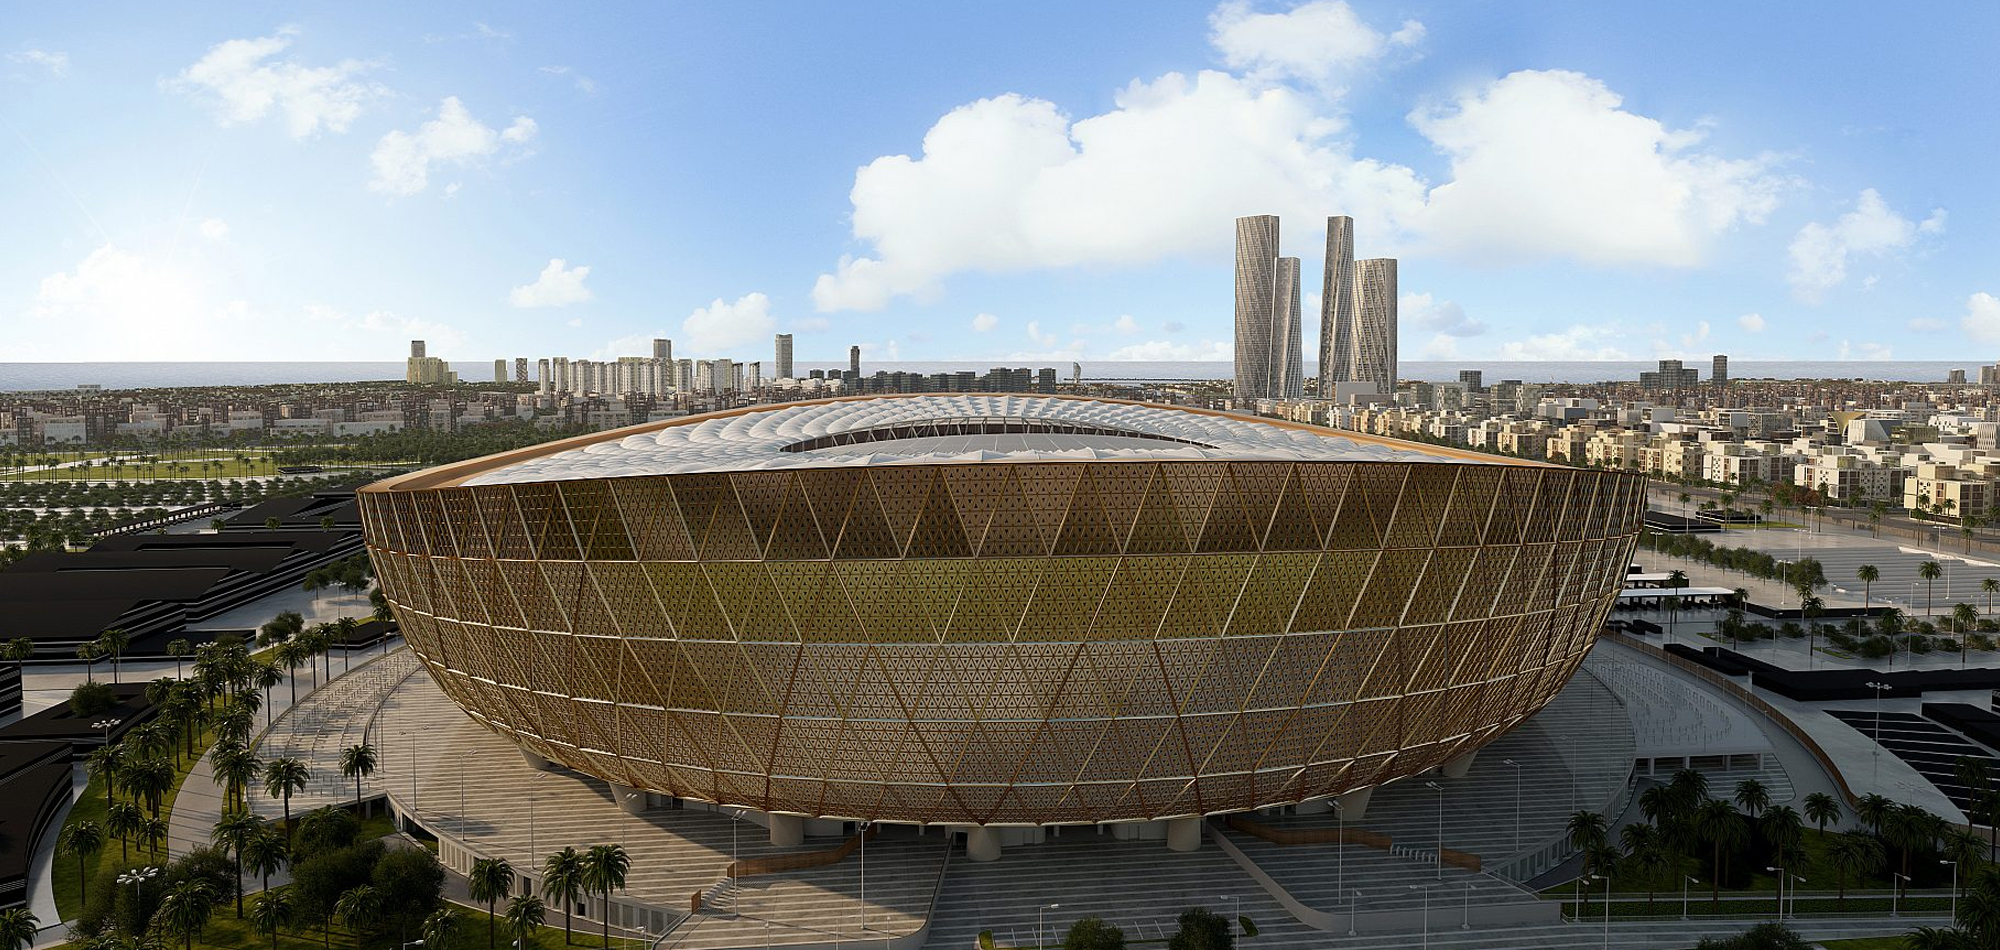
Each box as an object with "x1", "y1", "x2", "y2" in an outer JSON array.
[
  {"x1": 422, "y1": 908, "x2": 463, "y2": 950},
  {"x1": 1884, "y1": 804, "x2": 1937, "y2": 900},
  {"x1": 242, "y1": 826, "x2": 288, "y2": 895},
  {"x1": 276, "y1": 641, "x2": 305, "y2": 707},
  {"x1": 167, "y1": 638, "x2": 191, "y2": 679},
  {"x1": 263, "y1": 756, "x2": 310, "y2": 832},
  {"x1": 97, "y1": 628, "x2": 130, "y2": 684},
  {"x1": 1922, "y1": 560, "x2": 1945, "y2": 619},
  {"x1": 542, "y1": 846, "x2": 587, "y2": 945},
  {"x1": 0, "y1": 908, "x2": 39, "y2": 950},
  {"x1": 1666, "y1": 568, "x2": 1689, "y2": 637},
  {"x1": 87, "y1": 743, "x2": 126, "y2": 810},
  {"x1": 339, "y1": 743, "x2": 377, "y2": 815},
  {"x1": 1857, "y1": 793, "x2": 1894, "y2": 835},
  {"x1": 1734, "y1": 779, "x2": 1770, "y2": 819},
  {"x1": 154, "y1": 878, "x2": 219, "y2": 950},
  {"x1": 60, "y1": 820, "x2": 104, "y2": 904},
  {"x1": 212, "y1": 811, "x2": 263, "y2": 916},
  {"x1": 1905, "y1": 926, "x2": 1970, "y2": 950},
  {"x1": 1803, "y1": 791, "x2": 1841, "y2": 837},
  {"x1": 213, "y1": 742, "x2": 265, "y2": 812},
  {"x1": 1986, "y1": 578, "x2": 2000, "y2": 621},
  {"x1": 1956, "y1": 604, "x2": 1982, "y2": 664},
  {"x1": 250, "y1": 890, "x2": 293, "y2": 950},
  {"x1": 139, "y1": 815, "x2": 168, "y2": 858},
  {"x1": 1826, "y1": 832, "x2": 1883, "y2": 903},
  {"x1": 106, "y1": 800, "x2": 142, "y2": 861},
  {"x1": 1761, "y1": 805, "x2": 1803, "y2": 869},
  {"x1": 335, "y1": 884, "x2": 382, "y2": 942},
  {"x1": 506, "y1": 894, "x2": 547, "y2": 948},
  {"x1": 468, "y1": 857, "x2": 515, "y2": 949},
  {"x1": 75, "y1": 641, "x2": 100, "y2": 683},
  {"x1": 125, "y1": 756, "x2": 173, "y2": 819},
  {"x1": 1693, "y1": 799, "x2": 1747, "y2": 907},
  {"x1": 581, "y1": 844, "x2": 630, "y2": 949}
]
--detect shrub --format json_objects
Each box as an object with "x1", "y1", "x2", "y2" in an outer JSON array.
[
  {"x1": 69, "y1": 681, "x2": 117, "y2": 716},
  {"x1": 372, "y1": 846, "x2": 445, "y2": 939},
  {"x1": 1064, "y1": 917, "x2": 1127, "y2": 950},
  {"x1": 1167, "y1": 907, "x2": 1233, "y2": 950}
]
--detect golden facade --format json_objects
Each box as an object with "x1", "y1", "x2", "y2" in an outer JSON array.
[{"x1": 360, "y1": 404, "x2": 1644, "y2": 827}]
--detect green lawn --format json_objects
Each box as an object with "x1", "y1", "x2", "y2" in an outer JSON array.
[
  {"x1": 55, "y1": 721, "x2": 220, "y2": 918},
  {"x1": 55, "y1": 883, "x2": 653, "y2": 950},
  {"x1": 1560, "y1": 895, "x2": 1951, "y2": 919},
  {"x1": 1819, "y1": 939, "x2": 1916, "y2": 950},
  {"x1": 1542, "y1": 828, "x2": 1947, "y2": 904}
]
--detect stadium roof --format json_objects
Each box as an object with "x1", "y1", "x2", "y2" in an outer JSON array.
[{"x1": 454, "y1": 394, "x2": 1508, "y2": 485}]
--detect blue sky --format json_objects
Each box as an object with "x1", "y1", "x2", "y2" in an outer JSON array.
[{"x1": 4, "y1": 1, "x2": 1997, "y2": 364}]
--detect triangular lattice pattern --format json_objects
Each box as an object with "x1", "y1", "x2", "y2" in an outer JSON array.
[{"x1": 360, "y1": 460, "x2": 1644, "y2": 825}]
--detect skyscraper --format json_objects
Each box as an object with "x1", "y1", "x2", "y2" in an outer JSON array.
[
  {"x1": 850, "y1": 345, "x2": 861, "y2": 379},
  {"x1": 1274, "y1": 256, "x2": 1304, "y2": 398},
  {"x1": 1232, "y1": 215, "x2": 1280, "y2": 400},
  {"x1": 775, "y1": 334, "x2": 794, "y2": 380},
  {"x1": 410, "y1": 340, "x2": 425, "y2": 359},
  {"x1": 1351, "y1": 258, "x2": 1398, "y2": 391},
  {"x1": 493, "y1": 359, "x2": 508, "y2": 383},
  {"x1": 1712, "y1": 354, "x2": 1729, "y2": 388},
  {"x1": 652, "y1": 339, "x2": 671, "y2": 362},
  {"x1": 1318, "y1": 216, "x2": 1355, "y2": 394}
]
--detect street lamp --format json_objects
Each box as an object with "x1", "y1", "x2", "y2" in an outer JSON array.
[
  {"x1": 456, "y1": 748, "x2": 477, "y2": 841},
  {"x1": 729, "y1": 809, "x2": 744, "y2": 920},
  {"x1": 1893, "y1": 872, "x2": 1911, "y2": 917},
  {"x1": 1037, "y1": 903, "x2": 1060, "y2": 950},
  {"x1": 1944, "y1": 858, "x2": 1961, "y2": 921},
  {"x1": 1408, "y1": 884, "x2": 1434, "y2": 950},
  {"x1": 1461, "y1": 881, "x2": 1475, "y2": 930},
  {"x1": 1347, "y1": 888, "x2": 1361, "y2": 937},
  {"x1": 117, "y1": 865, "x2": 160, "y2": 922},
  {"x1": 1765, "y1": 865, "x2": 1785, "y2": 920},
  {"x1": 1332, "y1": 798, "x2": 1346, "y2": 900},
  {"x1": 528, "y1": 771, "x2": 549, "y2": 867},
  {"x1": 1424, "y1": 780, "x2": 1444, "y2": 880},
  {"x1": 859, "y1": 820, "x2": 870, "y2": 933},
  {"x1": 1219, "y1": 895, "x2": 1239, "y2": 936},
  {"x1": 1867, "y1": 680, "x2": 1891, "y2": 792},
  {"x1": 1682, "y1": 876, "x2": 1698, "y2": 921},
  {"x1": 1501, "y1": 758, "x2": 1523, "y2": 854},
  {"x1": 92, "y1": 718, "x2": 123, "y2": 746}
]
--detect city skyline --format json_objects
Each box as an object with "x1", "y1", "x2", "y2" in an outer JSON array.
[{"x1": 2, "y1": 2, "x2": 1994, "y2": 365}]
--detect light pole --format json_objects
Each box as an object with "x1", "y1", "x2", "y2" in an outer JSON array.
[
  {"x1": 1425, "y1": 780, "x2": 1444, "y2": 879},
  {"x1": 1347, "y1": 888, "x2": 1360, "y2": 936},
  {"x1": 1408, "y1": 884, "x2": 1433, "y2": 950},
  {"x1": 1038, "y1": 903, "x2": 1060, "y2": 949},
  {"x1": 1945, "y1": 858, "x2": 1961, "y2": 921},
  {"x1": 859, "y1": 820, "x2": 869, "y2": 933},
  {"x1": 1219, "y1": 895, "x2": 1239, "y2": 936},
  {"x1": 456, "y1": 748, "x2": 476, "y2": 841},
  {"x1": 1501, "y1": 758, "x2": 1523, "y2": 854},
  {"x1": 1893, "y1": 872, "x2": 1911, "y2": 917},
  {"x1": 1867, "y1": 680, "x2": 1890, "y2": 792},
  {"x1": 1682, "y1": 876, "x2": 1698, "y2": 921},
  {"x1": 1332, "y1": 798, "x2": 1346, "y2": 900},
  {"x1": 1765, "y1": 865, "x2": 1785, "y2": 920},
  {"x1": 528, "y1": 771, "x2": 548, "y2": 866},
  {"x1": 729, "y1": 809, "x2": 744, "y2": 919},
  {"x1": 1461, "y1": 881, "x2": 1474, "y2": 930},
  {"x1": 117, "y1": 865, "x2": 160, "y2": 922},
  {"x1": 93, "y1": 717, "x2": 123, "y2": 747},
  {"x1": 1597, "y1": 874, "x2": 1610, "y2": 950}
]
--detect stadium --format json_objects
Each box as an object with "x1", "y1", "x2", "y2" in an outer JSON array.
[{"x1": 357, "y1": 394, "x2": 1644, "y2": 848}]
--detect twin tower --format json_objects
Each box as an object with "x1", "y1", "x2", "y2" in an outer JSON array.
[{"x1": 1232, "y1": 215, "x2": 1397, "y2": 401}]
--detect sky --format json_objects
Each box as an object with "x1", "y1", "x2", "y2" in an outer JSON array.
[{"x1": 4, "y1": 1, "x2": 1999, "y2": 365}]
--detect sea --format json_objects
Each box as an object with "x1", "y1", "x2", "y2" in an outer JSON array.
[{"x1": 0, "y1": 360, "x2": 1979, "y2": 392}]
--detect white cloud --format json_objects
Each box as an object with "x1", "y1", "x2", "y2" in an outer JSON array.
[
  {"x1": 1208, "y1": 0, "x2": 1422, "y2": 91},
  {"x1": 343, "y1": 307, "x2": 468, "y2": 353},
  {"x1": 971, "y1": 312, "x2": 999, "y2": 332},
  {"x1": 539, "y1": 65, "x2": 599, "y2": 95},
  {"x1": 1680, "y1": 320, "x2": 1710, "y2": 348},
  {"x1": 196, "y1": 218, "x2": 230, "y2": 241},
  {"x1": 680, "y1": 293, "x2": 777, "y2": 352},
  {"x1": 811, "y1": 71, "x2": 1427, "y2": 310},
  {"x1": 1113, "y1": 314, "x2": 1141, "y2": 334},
  {"x1": 1960, "y1": 293, "x2": 2000, "y2": 346},
  {"x1": 1026, "y1": 320, "x2": 1059, "y2": 349},
  {"x1": 1737, "y1": 312, "x2": 1766, "y2": 333},
  {"x1": 1106, "y1": 338, "x2": 1232, "y2": 360},
  {"x1": 1162, "y1": 320, "x2": 1187, "y2": 333},
  {"x1": 1835, "y1": 340, "x2": 1893, "y2": 360},
  {"x1": 7, "y1": 49, "x2": 67, "y2": 76},
  {"x1": 509, "y1": 258, "x2": 593, "y2": 308},
  {"x1": 1491, "y1": 326, "x2": 1632, "y2": 360},
  {"x1": 369, "y1": 97, "x2": 537, "y2": 196},
  {"x1": 1787, "y1": 189, "x2": 1945, "y2": 301},
  {"x1": 790, "y1": 316, "x2": 831, "y2": 332},
  {"x1": 814, "y1": 58, "x2": 1788, "y2": 311},
  {"x1": 169, "y1": 29, "x2": 380, "y2": 138},
  {"x1": 1412, "y1": 70, "x2": 1789, "y2": 267},
  {"x1": 1907, "y1": 317, "x2": 1945, "y2": 332},
  {"x1": 1401, "y1": 291, "x2": 1484, "y2": 337}
]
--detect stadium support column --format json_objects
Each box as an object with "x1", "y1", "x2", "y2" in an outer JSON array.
[
  {"x1": 769, "y1": 814, "x2": 803, "y2": 847},
  {"x1": 1166, "y1": 817, "x2": 1202, "y2": 852},
  {"x1": 1337, "y1": 786, "x2": 1374, "y2": 820},
  {"x1": 518, "y1": 747, "x2": 552, "y2": 771},
  {"x1": 1296, "y1": 797, "x2": 1332, "y2": 815},
  {"x1": 966, "y1": 826, "x2": 1002, "y2": 862},
  {"x1": 1442, "y1": 749, "x2": 1478, "y2": 779},
  {"x1": 609, "y1": 782, "x2": 646, "y2": 816}
]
